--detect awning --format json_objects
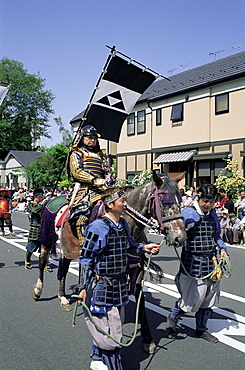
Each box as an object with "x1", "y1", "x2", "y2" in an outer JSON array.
[{"x1": 153, "y1": 150, "x2": 196, "y2": 164}]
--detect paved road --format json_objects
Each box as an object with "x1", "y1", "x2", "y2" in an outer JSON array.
[{"x1": 0, "y1": 212, "x2": 244, "y2": 370}]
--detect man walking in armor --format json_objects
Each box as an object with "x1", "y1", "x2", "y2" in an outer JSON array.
[
  {"x1": 78, "y1": 187, "x2": 160, "y2": 370},
  {"x1": 0, "y1": 187, "x2": 14, "y2": 236},
  {"x1": 25, "y1": 188, "x2": 44, "y2": 270},
  {"x1": 166, "y1": 184, "x2": 229, "y2": 343}
]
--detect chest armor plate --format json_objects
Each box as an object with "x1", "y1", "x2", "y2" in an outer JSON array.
[
  {"x1": 93, "y1": 218, "x2": 129, "y2": 306},
  {"x1": 96, "y1": 220, "x2": 128, "y2": 276},
  {"x1": 181, "y1": 214, "x2": 217, "y2": 278},
  {"x1": 186, "y1": 215, "x2": 216, "y2": 254},
  {"x1": 81, "y1": 150, "x2": 104, "y2": 178}
]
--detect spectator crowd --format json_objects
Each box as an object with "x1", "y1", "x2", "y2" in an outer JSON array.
[
  {"x1": 1, "y1": 184, "x2": 245, "y2": 246},
  {"x1": 179, "y1": 187, "x2": 245, "y2": 246}
]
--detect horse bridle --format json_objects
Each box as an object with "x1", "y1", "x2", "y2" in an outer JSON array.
[
  {"x1": 126, "y1": 186, "x2": 183, "y2": 234},
  {"x1": 147, "y1": 186, "x2": 183, "y2": 232}
]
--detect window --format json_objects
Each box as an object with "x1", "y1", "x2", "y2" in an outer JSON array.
[
  {"x1": 137, "y1": 110, "x2": 146, "y2": 134},
  {"x1": 127, "y1": 113, "x2": 135, "y2": 136},
  {"x1": 198, "y1": 161, "x2": 210, "y2": 177},
  {"x1": 127, "y1": 174, "x2": 135, "y2": 183},
  {"x1": 170, "y1": 103, "x2": 183, "y2": 122},
  {"x1": 198, "y1": 161, "x2": 211, "y2": 185},
  {"x1": 156, "y1": 108, "x2": 162, "y2": 126},
  {"x1": 215, "y1": 93, "x2": 229, "y2": 115}
]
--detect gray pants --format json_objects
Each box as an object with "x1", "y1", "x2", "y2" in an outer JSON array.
[
  {"x1": 175, "y1": 272, "x2": 220, "y2": 313},
  {"x1": 84, "y1": 279, "x2": 123, "y2": 351}
]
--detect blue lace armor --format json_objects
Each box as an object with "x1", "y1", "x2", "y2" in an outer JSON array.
[
  {"x1": 81, "y1": 216, "x2": 144, "y2": 306},
  {"x1": 181, "y1": 213, "x2": 217, "y2": 278}
]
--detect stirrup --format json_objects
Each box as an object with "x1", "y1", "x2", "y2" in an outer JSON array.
[
  {"x1": 25, "y1": 262, "x2": 32, "y2": 270},
  {"x1": 44, "y1": 265, "x2": 53, "y2": 273}
]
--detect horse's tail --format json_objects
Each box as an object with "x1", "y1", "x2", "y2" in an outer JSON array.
[{"x1": 144, "y1": 255, "x2": 164, "y2": 284}]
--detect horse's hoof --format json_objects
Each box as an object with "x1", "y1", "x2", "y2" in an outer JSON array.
[
  {"x1": 32, "y1": 284, "x2": 42, "y2": 301},
  {"x1": 143, "y1": 340, "x2": 157, "y2": 354},
  {"x1": 61, "y1": 303, "x2": 73, "y2": 312},
  {"x1": 58, "y1": 295, "x2": 73, "y2": 312},
  {"x1": 32, "y1": 289, "x2": 40, "y2": 301}
]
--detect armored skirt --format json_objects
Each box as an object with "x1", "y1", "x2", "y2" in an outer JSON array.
[{"x1": 175, "y1": 205, "x2": 227, "y2": 313}]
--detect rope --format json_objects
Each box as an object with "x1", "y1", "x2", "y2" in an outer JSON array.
[
  {"x1": 173, "y1": 246, "x2": 232, "y2": 280},
  {"x1": 71, "y1": 237, "x2": 166, "y2": 346}
]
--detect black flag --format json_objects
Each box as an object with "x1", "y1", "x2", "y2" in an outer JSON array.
[{"x1": 82, "y1": 53, "x2": 157, "y2": 142}]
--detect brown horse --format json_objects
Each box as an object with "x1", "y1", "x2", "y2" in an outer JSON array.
[{"x1": 32, "y1": 172, "x2": 186, "y2": 353}]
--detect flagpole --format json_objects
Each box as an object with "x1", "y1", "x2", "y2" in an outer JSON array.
[
  {"x1": 105, "y1": 45, "x2": 170, "y2": 81},
  {"x1": 51, "y1": 47, "x2": 117, "y2": 194},
  {"x1": 72, "y1": 45, "x2": 117, "y2": 145}
]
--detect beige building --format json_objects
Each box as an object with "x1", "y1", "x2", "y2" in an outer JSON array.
[
  {"x1": 116, "y1": 51, "x2": 245, "y2": 187},
  {"x1": 71, "y1": 51, "x2": 245, "y2": 187}
]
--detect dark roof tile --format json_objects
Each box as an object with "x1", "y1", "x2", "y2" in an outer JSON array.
[{"x1": 138, "y1": 51, "x2": 245, "y2": 102}]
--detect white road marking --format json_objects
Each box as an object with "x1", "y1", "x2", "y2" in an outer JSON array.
[{"x1": 1, "y1": 228, "x2": 245, "y2": 353}]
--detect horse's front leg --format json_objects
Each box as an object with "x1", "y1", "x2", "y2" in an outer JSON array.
[
  {"x1": 32, "y1": 245, "x2": 49, "y2": 300},
  {"x1": 135, "y1": 283, "x2": 157, "y2": 354},
  {"x1": 57, "y1": 256, "x2": 73, "y2": 311}
]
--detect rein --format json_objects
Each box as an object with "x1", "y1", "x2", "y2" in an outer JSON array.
[
  {"x1": 72, "y1": 237, "x2": 166, "y2": 345},
  {"x1": 173, "y1": 246, "x2": 232, "y2": 280},
  {"x1": 126, "y1": 205, "x2": 159, "y2": 231}
]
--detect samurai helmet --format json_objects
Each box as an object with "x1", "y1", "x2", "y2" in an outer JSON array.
[
  {"x1": 81, "y1": 125, "x2": 100, "y2": 138},
  {"x1": 73, "y1": 125, "x2": 101, "y2": 148}
]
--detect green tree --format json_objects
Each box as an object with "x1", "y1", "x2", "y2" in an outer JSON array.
[
  {"x1": 214, "y1": 157, "x2": 245, "y2": 201},
  {"x1": 54, "y1": 116, "x2": 73, "y2": 147},
  {"x1": 0, "y1": 58, "x2": 55, "y2": 159},
  {"x1": 21, "y1": 143, "x2": 69, "y2": 187}
]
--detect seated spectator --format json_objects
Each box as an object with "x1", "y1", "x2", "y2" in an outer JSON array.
[
  {"x1": 224, "y1": 192, "x2": 234, "y2": 214},
  {"x1": 216, "y1": 210, "x2": 223, "y2": 221},
  {"x1": 225, "y1": 213, "x2": 242, "y2": 245},
  {"x1": 182, "y1": 190, "x2": 193, "y2": 207},
  {"x1": 234, "y1": 189, "x2": 245, "y2": 220},
  {"x1": 220, "y1": 210, "x2": 229, "y2": 241}
]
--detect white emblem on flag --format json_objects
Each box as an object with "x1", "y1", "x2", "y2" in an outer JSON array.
[{"x1": 91, "y1": 80, "x2": 141, "y2": 114}]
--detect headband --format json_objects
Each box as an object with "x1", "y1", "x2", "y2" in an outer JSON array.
[
  {"x1": 103, "y1": 190, "x2": 125, "y2": 204},
  {"x1": 197, "y1": 192, "x2": 215, "y2": 200}
]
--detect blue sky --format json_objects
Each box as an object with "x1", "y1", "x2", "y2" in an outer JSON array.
[{"x1": 1, "y1": 0, "x2": 245, "y2": 146}]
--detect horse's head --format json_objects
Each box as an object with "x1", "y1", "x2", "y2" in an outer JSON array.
[
  {"x1": 126, "y1": 172, "x2": 186, "y2": 246},
  {"x1": 144, "y1": 172, "x2": 186, "y2": 247}
]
